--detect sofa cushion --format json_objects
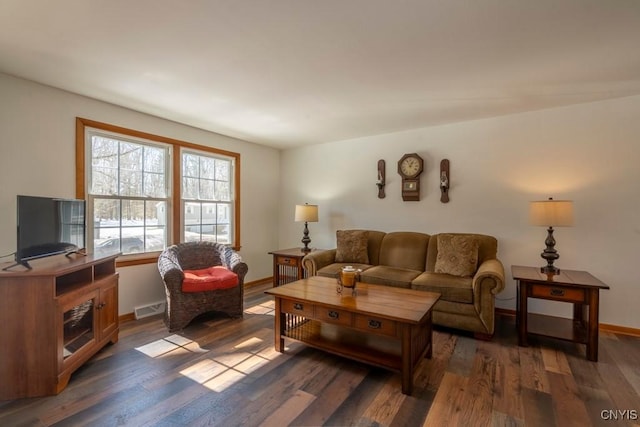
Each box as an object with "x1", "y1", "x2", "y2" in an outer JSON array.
[
  {"x1": 182, "y1": 266, "x2": 239, "y2": 293},
  {"x1": 434, "y1": 234, "x2": 479, "y2": 277},
  {"x1": 335, "y1": 230, "x2": 370, "y2": 264},
  {"x1": 360, "y1": 265, "x2": 421, "y2": 288},
  {"x1": 427, "y1": 233, "x2": 497, "y2": 272},
  {"x1": 377, "y1": 232, "x2": 430, "y2": 271},
  {"x1": 411, "y1": 272, "x2": 473, "y2": 304},
  {"x1": 317, "y1": 263, "x2": 373, "y2": 279}
]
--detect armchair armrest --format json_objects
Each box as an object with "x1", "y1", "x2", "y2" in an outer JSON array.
[
  {"x1": 302, "y1": 249, "x2": 337, "y2": 276},
  {"x1": 158, "y1": 249, "x2": 185, "y2": 295},
  {"x1": 222, "y1": 248, "x2": 249, "y2": 282},
  {"x1": 472, "y1": 258, "x2": 505, "y2": 295}
]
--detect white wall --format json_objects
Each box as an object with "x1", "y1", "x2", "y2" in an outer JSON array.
[
  {"x1": 279, "y1": 95, "x2": 640, "y2": 329},
  {"x1": 0, "y1": 73, "x2": 280, "y2": 315}
]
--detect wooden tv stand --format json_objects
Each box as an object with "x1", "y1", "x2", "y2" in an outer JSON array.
[{"x1": 0, "y1": 253, "x2": 119, "y2": 400}]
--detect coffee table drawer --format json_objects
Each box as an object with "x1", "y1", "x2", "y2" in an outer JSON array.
[
  {"x1": 531, "y1": 285, "x2": 585, "y2": 303},
  {"x1": 316, "y1": 307, "x2": 352, "y2": 326},
  {"x1": 354, "y1": 314, "x2": 397, "y2": 337},
  {"x1": 281, "y1": 299, "x2": 314, "y2": 317}
]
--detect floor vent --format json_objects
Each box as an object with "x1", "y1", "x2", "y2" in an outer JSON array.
[{"x1": 134, "y1": 301, "x2": 166, "y2": 320}]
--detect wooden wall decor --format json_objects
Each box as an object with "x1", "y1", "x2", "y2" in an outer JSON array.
[
  {"x1": 398, "y1": 153, "x2": 424, "y2": 201},
  {"x1": 376, "y1": 159, "x2": 386, "y2": 199},
  {"x1": 440, "y1": 159, "x2": 450, "y2": 203}
]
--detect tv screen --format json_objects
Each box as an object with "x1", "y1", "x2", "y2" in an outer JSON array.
[{"x1": 16, "y1": 195, "x2": 86, "y2": 266}]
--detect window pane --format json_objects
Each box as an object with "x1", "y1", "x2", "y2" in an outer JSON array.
[
  {"x1": 144, "y1": 146, "x2": 165, "y2": 173},
  {"x1": 91, "y1": 166, "x2": 118, "y2": 195},
  {"x1": 184, "y1": 201, "x2": 201, "y2": 230},
  {"x1": 215, "y1": 181, "x2": 231, "y2": 201},
  {"x1": 145, "y1": 201, "x2": 166, "y2": 252},
  {"x1": 91, "y1": 136, "x2": 118, "y2": 195},
  {"x1": 144, "y1": 172, "x2": 166, "y2": 198},
  {"x1": 215, "y1": 159, "x2": 230, "y2": 181},
  {"x1": 93, "y1": 198, "x2": 120, "y2": 254},
  {"x1": 216, "y1": 224, "x2": 230, "y2": 243},
  {"x1": 184, "y1": 224, "x2": 201, "y2": 242},
  {"x1": 91, "y1": 136, "x2": 118, "y2": 168},
  {"x1": 183, "y1": 177, "x2": 198, "y2": 199},
  {"x1": 183, "y1": 153, "x2": 198, "y2": 178},
  {"x1": 217, "y1": 203, "x2": 230, "y2": 223},
  {"x1": 120, "y1": 170, "x2": 143, "y2": 196},
  {"x1": 200, "y1": 179, "x2": 215, "y2": 200},
  {"x1": 119, "y1": 199, "x2": 144, "y2": 254},
  {"x1": 200, "y1": 156, "x2": 216, "y2": 179},
  {"x1": 120, "y1": 142, "x2": 143, "y2": 171}
]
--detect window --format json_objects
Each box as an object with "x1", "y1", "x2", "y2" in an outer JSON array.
[
  {"x1": 76, "y1": 118, "x2": 241, "y2": 266},
  {"x1": 182, "y1": 151, "x2": 234, "y2": 244},
  {"x1": 88, "y1": 133, "x2": 170, "y2": 256}
]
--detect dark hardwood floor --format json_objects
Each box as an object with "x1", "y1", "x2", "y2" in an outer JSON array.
[{"x1": 1, "y1": 283, "x2": 639, "y2": 426}]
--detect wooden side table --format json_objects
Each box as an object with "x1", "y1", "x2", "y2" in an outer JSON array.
[
  {"x1": 512, "y1": 265, "x2": 609, "y2": 361},
  {"x1": 268, "y1": 248, "x2": 316, "y2": 287}
]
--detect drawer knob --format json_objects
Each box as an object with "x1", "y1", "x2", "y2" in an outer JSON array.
[
  {"x1": 283, "y1": 258, "x2": 290, "y2": 263},
  {"x1": 368, "y1": 320, "x2": 381, "y2": 329},
  {"x1": 293, "y1": 303, "x2": 303, "y2": 311},
  {"x1": 550, "y1": 288, "x2": 565, "y2": 297},
  {"x1": 328, "y1": 310, "x2": 339, "y2": 319}
]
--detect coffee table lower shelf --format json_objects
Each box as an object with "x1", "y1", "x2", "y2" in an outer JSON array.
[{"x1": 284, "y1": 319, "x2": 405, "y2": 372}]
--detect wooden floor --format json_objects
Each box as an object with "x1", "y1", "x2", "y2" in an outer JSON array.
[{"x1": 2, "y1": 283, "x2": 640, "y2": 427}]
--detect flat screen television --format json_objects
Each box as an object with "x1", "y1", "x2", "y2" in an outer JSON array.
[{"x1": 13, "y1": 195, "x2": 86, "y2": 269}]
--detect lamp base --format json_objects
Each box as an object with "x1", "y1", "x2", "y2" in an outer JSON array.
[
  {"x1": 540, "y1": 265, "x2": 560, "y2": 275},
  {"x1": 540, "y1": 226, "x2": 561, "y2": 276},
  {"x1": 301, "y1": 221, "x2": 311, "y2": 252}
]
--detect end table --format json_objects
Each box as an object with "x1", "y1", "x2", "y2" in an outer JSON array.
[
  {"x1": 268, "y1": 248, "x2": 318, "y2": 287},
  {"x1": 512, "y1": 265, "x2": 609, "y2": 361}
]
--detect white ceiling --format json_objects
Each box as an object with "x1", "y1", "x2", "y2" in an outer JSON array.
[{"x1": 1, "y1": 1, "x2": 640, "y2": 149}]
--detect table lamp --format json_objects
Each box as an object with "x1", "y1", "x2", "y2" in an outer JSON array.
[
  {"x1": 529, "y1": 197, "x2": 574, "y2": 274},
  {"x1": 295, "y1": 203, "x2": 318, "y2": 252}
]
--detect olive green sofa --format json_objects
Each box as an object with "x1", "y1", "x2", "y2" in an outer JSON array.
[{"x1": 301, "y1": 230, "x2": 505, "y2": 337}]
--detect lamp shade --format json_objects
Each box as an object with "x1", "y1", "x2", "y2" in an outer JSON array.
[
  {"x1": 294, "y1": 204, "x2": 318, "y2": 222},
  {"x1": 529, "y1": 199, "x2": 574, "y2": 227}
]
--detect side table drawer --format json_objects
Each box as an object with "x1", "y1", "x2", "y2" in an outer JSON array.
[
  {"x1": 531, "y1": 285, "x2": 585, "y2": 303},
  {"x1": 281, "y1": 299, "x2": 314, "y2": 317},
  {"x1": 316, "y1": 307, "x2": 352, "y2": 327},
  {"x1": 277, "y1": 256, "x2": 299, "y2": 267},
  {"x1": 354, "y1": 314, "x2": 397, "y2": 337}
]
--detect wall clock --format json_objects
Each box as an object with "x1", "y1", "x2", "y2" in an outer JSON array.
[{"x1": 397, "y1": 153, "x2": 424, "y2": 201}]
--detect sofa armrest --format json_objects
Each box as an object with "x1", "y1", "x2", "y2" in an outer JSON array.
[
  {"x1": 302, "y1": 249, "x2": 337, "y2": 276},
  {"x1": 470, "y1": 258, "x2": 505, "y2": 335},
  {"x1": 472, "y1": 258, "x2": 505, "y2": 296}
]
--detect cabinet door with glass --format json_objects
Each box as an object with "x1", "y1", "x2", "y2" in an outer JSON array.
[{"x1": 60, "y1": 290, "x2": 99, "y2": 368}]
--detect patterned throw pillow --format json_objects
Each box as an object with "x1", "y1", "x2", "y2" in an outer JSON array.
[
  {"x1": 335, "y1": 230, "x2": 369, "y2": 264},
  {"x1": 434, "y1": 234, "x2": 479, "y2": 277}
]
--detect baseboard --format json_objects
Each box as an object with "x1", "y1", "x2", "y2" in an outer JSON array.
[
  {"x1": 496, "y1": 308, "x2": 516, "y2": 317},
  {"x1": 119, "y1": 312, "x2": 136, "y2": 323},
  {"x1": 599, "y1": 323, "x2": 640, "y2": 337},
  {"x1": 495, "y1": 308, "x2": 640, "y2": 337},
  {"x1": 245, "y1": 277, "x2": 272, "y2": 287}
]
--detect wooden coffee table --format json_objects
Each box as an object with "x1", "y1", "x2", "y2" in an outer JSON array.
[{"x1": 265, "y1": 276, "x2": 440, "y2": 395}]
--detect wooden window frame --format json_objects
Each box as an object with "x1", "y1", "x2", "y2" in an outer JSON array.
[{"x1": 76, "y1": 117, "x2": 241, "y2": 267}]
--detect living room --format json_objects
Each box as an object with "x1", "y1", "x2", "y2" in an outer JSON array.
[{"x1": 1, "y1": 1, "x2": 639, "y2": 425}]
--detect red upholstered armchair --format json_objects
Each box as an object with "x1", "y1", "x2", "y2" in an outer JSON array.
[{"x1": 158, "y1": 241, "x2": 248, "y2": 332}]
